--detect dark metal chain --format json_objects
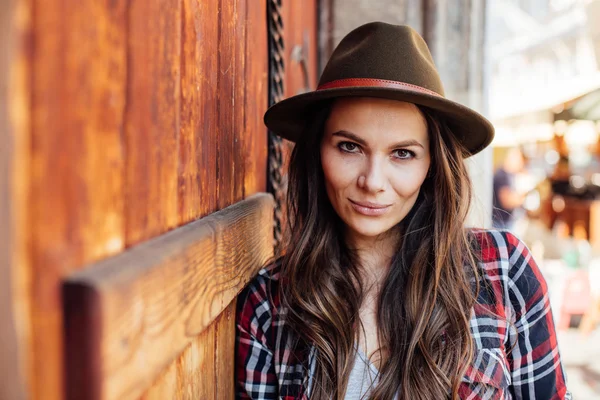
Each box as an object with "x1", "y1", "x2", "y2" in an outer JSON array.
[{"x1": 267, "y1": 0, "x2": 286, "y2": 253}]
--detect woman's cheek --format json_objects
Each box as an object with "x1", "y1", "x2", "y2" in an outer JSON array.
[
  {"x1": 391, "y1": 165, "x2": 428, "y2": 195},
  {"x1": 323, "y1": 150, "x2": 357, "y2": 187}
]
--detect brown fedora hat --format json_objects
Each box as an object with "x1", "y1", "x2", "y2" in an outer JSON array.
[{"x1": 263, "y1": 22, "x2": 494, "y2": 156}]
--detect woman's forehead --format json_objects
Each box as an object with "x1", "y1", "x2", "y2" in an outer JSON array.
[{"x1": 324, "y1": 97, "x2": 429, "y2": 143}]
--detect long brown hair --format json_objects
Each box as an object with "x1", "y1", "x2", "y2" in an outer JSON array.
[{"x1": 280, "y1": 100, "x2": 481, "y2": 399}]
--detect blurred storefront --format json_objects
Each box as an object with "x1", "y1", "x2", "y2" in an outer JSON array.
[
  {"x1": 488, "y1": 0, "x2": 600, "y2": 248},
  {"x1": 487, "y1": 1, "x2": 600, "y2": 397}
]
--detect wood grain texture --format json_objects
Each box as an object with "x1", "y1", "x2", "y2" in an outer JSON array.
[
  {"x1": 152, "y1": 0, "x2": 220, "y2": 396},
  {"x1": 216, "y1": 0, "x2": 237, "y2": 210},
  {"x1": 140, "y1": 361, "x2": 177, "y2": 400},
  {"x1": 0, "y1": 0, "x2": 32, "y2": 399},
  {"x1": 178, "y1": 0, "x2": 219, "y2": 224},
  {"x1": 163, "y1": 0, "x2": 220, "y2": 399},
  {"x1": 214, "y1": 301, "x2": 237, "y2": 400},
  {"x1": 145, "y1": 0, "x2": 268, "y2": 396},
  {"x1": 63, "y1": 193, "x2": 274, "y2": 400},
  {"x1": 31, "y1": 0, "x2": 128, "y2": 397},
  {"x1": 233, "y1": 0, "x2": 247, "y2": 202},
  {"x1": 125, "y1": 0, "x2": 181, "y2": 246},
  {"x1": 179, "y1": 333, "x2": 213, "y2": 400},
  {"x1": 243, "y1": 0, "x2": 268, "y2": 196},
  {"x1": 175, "y1": 323, "x2": 217, "y2": 400}
]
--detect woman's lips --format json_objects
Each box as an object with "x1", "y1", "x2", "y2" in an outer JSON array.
[{"x1": 349, "y1": 199, "x2": 391, "y2": 216}]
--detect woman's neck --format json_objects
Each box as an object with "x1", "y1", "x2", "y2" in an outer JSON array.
[{"x1": 345, "y1": 227, "x2": 400, "y2": 290}]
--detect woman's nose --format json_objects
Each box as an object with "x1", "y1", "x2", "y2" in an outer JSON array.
[{"x1": 358, "y1": 157, "x2": 386, "y2": 192}]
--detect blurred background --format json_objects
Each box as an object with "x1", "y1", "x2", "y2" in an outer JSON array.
[
  {"x1": 2, "y1": 0, "x2": 600, "y2": 399},
  {"x1": 487, "y1": 1, "x2": 600, "y2": 398}
]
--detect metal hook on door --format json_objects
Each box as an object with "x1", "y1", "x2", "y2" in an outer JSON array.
[{"x1": 291, "y1": 30, "x2": 311, "y2": 94}]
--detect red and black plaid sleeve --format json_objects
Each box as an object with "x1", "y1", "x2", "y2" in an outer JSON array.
[
  {"x1": 236, "y1": 269, "x2": 279, "y2": 399},
  {"x1": 503, "y1": 231, "x2": 570, "y2": 399}
]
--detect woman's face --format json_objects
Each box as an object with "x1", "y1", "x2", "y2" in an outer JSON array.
[{"x1": 320, "y1": 97, "x2": 431, "y2": 243}]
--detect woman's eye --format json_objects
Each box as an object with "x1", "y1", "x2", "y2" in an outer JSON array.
[
  {"x1": 393, "y1": 149, "x2": 415, "y2": 159},
  {"x1": 338, "y1": 142, "x2": 360, "y2": 153}
]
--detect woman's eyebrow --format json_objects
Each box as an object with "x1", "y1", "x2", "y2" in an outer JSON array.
[
  {"x1": 332, "y1": 130, "x2": 425, "y2": 149},
  {"x1": 388, "y1": 139, "x2": 425, "y2": 149},
  {"x1": 331, "y1": 130, "x2": 367, "y2": 146}
]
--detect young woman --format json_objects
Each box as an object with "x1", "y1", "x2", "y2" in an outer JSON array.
[{"x1": 236, "y1": 22, "x2": 570, "y2": 399}]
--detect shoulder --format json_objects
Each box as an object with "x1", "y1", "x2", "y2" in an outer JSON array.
[
  {"x1": 236, "y1": 257, "x2": 283, "y2": 340},
  {"x1": 468, "y1": 228, "x2": 548, "y2": 316},
  {"x1": 237, "y1": 256, "x2": 283, "y2": 309},
  {"x1": 468, "y1": 228, "x2": 532, "y2": 265}
]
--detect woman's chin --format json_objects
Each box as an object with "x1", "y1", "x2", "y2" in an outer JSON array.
[{"x1": 345, "y1": 219, "x2": 397, "y2": 240}]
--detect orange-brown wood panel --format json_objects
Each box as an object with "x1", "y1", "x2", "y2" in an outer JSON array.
[
  {"x1": 178, "y1": 0, "x2": 202, "y2": 223},
  {"x1": 0, "y1": 0, "x2": 32, "y2": 398},
  {"x1": 125, "y1": 0, "x2": 181, "y2": 247},
  {"x1": 196, "y1": 0, "x2": 220, "y2": 219},
  {"x1": 215, "y1": 301, "x2": 237, "y2": 400},
  {"x1": 18, "y1": 0, "x2": 270, "y2": 397},
  {"x1": 155, "y1": 326, "x2": 217, "y2": 400},
  {"x1": 140, "y1": 362, "x2": 177, "y2": 400},
  {"x1": 233, "y1": 0, "x2": 247, "y2": 201},
  {"x1": 217, "y1": 0, "x2": 237, "y2": 210},
  {"x1": 127, "y1": 0, "x2": 182, "y2": 397},
  {"x1": 30, "y1": 0, "x2": 128, "y2": 397},
  {"x1": 176, "y1": 2, "x2": 223, "y2": 396},
  {"x1": 243, "y1": 0, "x2": 268, "y2": 196},
  {"x1": 283, "y1": 0, "x2": 318, "y2": 97},
  {"x1": 145, "y1": 0, "x2": 218, "y2": 397},
  {"x1": 175, "y1": 324, "x2": 217, "y2": 400},
  {"x1": 179, "y1": 0, "x2": 219, "y2": 224},
  {"x1": 144, "y1": 0, "x2": 268, "y2": 398}
]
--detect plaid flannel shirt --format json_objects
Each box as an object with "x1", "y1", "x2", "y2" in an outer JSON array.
[{"x1": 236, "y1": 229, "x2": 572, "y2": 399}]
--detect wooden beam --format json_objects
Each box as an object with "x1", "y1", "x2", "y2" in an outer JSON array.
[
  {"x1": 63, "y1": 193, "x2": 274, "y2": 400},
  {"x1": 0, "y1": 0, "x2": 31, "y2": 399}
]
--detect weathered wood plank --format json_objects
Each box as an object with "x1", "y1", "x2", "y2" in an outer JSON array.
[
  {"x1": 161, "y1": 0, "x2": 221, "y2": 395},
  {"x1": 126, "y1": 0, "x2": 182, "y2": 395},
  {"x1": 140, "y1": 361, "x2": 177, "y2": 400},
  {"x1": 153, "y1": 0, "x2": 228, "y2": 393},
  {"x1": 0, "y1": 0, "x2": 32, "y2": 399},
  {"x1": 31, "y1": 0, "x2": 128, "y2": 397},
  {"x1": 196, "y1": 0, "x2": 220, "y2": 217},
  {"x1": 63, "y1": 193, "x2": 274, "y2": 400},
  {"x1": 142, "y1": 348, "x2": 179, "y2": 398},
  {"x1": 175, "y1": 324, "x2": 217, "y2": 399},
  {"x1": 178, "y1": 0, "x2": 202, "y2": 224},
  {"x1": 214, "y1": 301, "x2": 237, "y2": 400},
  {"x1": 217, "y1": 0, "x2": 237, "y2": 210},
  {"x1": 233, "y1": 0, "x2": 247, "y2": 201},
  {"x1": 125, "y1": 0, "x2": 181, "y2": 246},
  {"x1": 178, "y1": 0, "x2": 220, "y2": 223},
  {"x1": 243, "y1": 0, "x2": 268, "y2": 196}
]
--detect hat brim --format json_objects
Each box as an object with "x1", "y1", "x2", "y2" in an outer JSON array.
[{"x1": 264, "y1": 86, "x2": 495, "y2": 157}]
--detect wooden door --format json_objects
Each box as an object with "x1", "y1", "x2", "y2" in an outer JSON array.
[
  {"x1": 2, "y1": 0, "x2": 271, "y2": 398},
  {"x1": 1, "y1": 0, "x2": 319, "y2": 399}
]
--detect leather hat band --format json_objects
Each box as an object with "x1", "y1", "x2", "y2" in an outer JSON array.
[{"x1": 317, "y1": 78, "x2": 442, "y2": 98}]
